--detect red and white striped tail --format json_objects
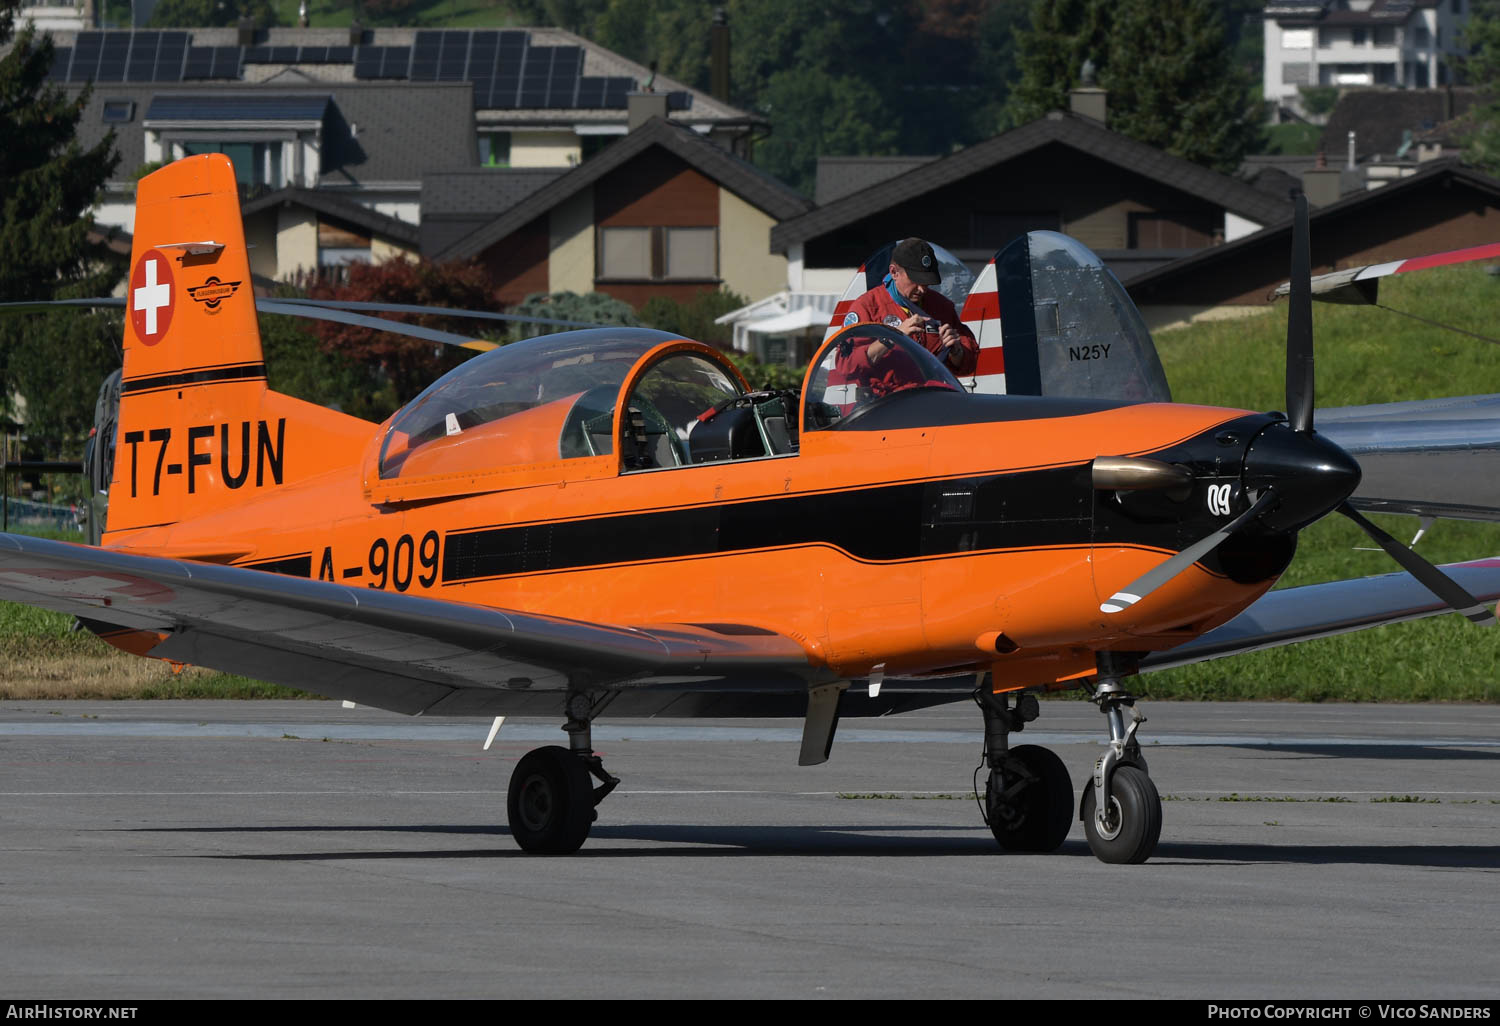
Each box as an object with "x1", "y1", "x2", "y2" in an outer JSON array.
[
  {"x1": 960, "y1": 258, "x2": 1004, "y2": 395},
  {"x1": 824, "y1": 261, "x2": 871, "y2": 342}
]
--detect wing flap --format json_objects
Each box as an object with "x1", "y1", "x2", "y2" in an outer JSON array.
[{"x1": 0, "y1": 534, "x2": 822, "y2": 714}]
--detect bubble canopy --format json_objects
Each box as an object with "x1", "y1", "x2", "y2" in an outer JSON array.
[{"x1": 376, "y1": 328, "x2": 687, "y2": 481}]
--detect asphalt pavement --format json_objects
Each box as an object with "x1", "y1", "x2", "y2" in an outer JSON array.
[{"x1": 2, "y1": 699, "x2": 1497, "y2": 999}]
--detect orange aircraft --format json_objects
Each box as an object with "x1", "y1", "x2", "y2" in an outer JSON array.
[{"x1": 3, "y1": 154, "x2": 1499, "y2": 864}]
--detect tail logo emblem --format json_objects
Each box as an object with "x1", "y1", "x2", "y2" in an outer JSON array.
[
  {"x1": 187, "y1": 276, "x2": 242, "y2": 313},
  {"x1": 129, "y1": 249, "x2": 176, "y2": 345}
]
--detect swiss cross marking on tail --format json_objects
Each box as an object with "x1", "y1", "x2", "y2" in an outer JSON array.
[{"x1": 130, "y1": 249, "x2": 176, "y2": 345}]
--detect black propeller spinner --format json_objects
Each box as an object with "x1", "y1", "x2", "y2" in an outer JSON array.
[{"x1": 1101, "y1": 192, "x2": 1496, "y2": 627}]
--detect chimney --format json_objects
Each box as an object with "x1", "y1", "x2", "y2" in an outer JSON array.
[
  {"x1": 1347, "y1": 130, "x2": 1357, "y2": 170},
  {"x1": 1069, "y1": 58, "x2": 1106, "y2": 125},
  {"x1": 710, "y1": 8, "x2": 730, "y2": 103},
  {"x1": 237, "y1": 16, "x2": 256, "y2": 46},
  {"x1": 628, "y1": 92, "x2": 669, "y2": 132},
  {"x1": 1303, "y1": 151, "x2": 1342, "y2": 208},
  {"x1": 349, "y1": 21, "x2": 365, "y2": 47}
]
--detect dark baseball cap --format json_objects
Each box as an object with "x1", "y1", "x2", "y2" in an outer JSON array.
[{"x1": 891, "y1": 238, "x2": 941, "y2": 285}]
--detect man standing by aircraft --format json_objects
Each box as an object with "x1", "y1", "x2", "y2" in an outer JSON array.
[{"x1": 843, "y1": 237, "x2": 979, "y2": 375}]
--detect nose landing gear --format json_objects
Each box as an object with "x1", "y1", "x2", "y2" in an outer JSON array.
[{"x1": 1082, "y1": 667, "x2": 1162, "y2": 864}]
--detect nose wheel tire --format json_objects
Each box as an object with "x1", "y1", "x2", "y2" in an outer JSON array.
[
  {"x1": 1081, "y1": 764, "x2": 1161, "y2": 864},
  {"x1": 507, "y1": 746, "x2": 595, "y2": 854},
  {"x1": 985, "y1": 744, "x2": 1074, "y2": 852}
]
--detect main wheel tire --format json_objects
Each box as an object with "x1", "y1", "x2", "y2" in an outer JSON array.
[
  {"x1": 985, "y1": 744, "x2": 1074, "y2": 852},
  {"x1": 1081, "y1": 763, "x2": 1162, "y2": 864},
  {"x1": 506, "y1": 746, "x2": 595, "y2": 855}
]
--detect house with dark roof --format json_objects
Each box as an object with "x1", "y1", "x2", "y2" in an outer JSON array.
[
  {"x1": 770, "y1": 106, "x2": 1293, "y2": 294},
  {"x1": 37, "y1": 23, "x2": 761, "y2": 281},
  {"x1": 432, "y1": 116, "x2": 813, "y2": 309},
  {"x1": 239, "y1": 187, "x2": 422, "y2": 282},
  {"x1": 1125, "y1": 160, "x2": 1500, "y2": 327}
]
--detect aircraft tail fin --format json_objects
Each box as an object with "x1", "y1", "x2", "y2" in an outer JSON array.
[{"x1": 105, "y1": 155, "x2": 375, "y2": 539}]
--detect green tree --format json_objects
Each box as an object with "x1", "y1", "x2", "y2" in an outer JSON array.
[
  {"x1": 147, "y1": 0, "x2": 279, "y2": 26},
  {"x1": 302, "y1": 258, "x2": 496, "y2": 407},
  {"x1": 1459, "y1": 0, "x2": 1500, "y2": 173},
  {"x1": 753, "y1": 69, "x2": 901, "y2": 196},
  {"x1": 637, "y1": 287, "x2": 746, "y2": 347},
  {"x1": 1003, "y1": 0, "x2": 1114, "y2": 127},
  {"x1": 501, "y1": 290, "x2": 640, "y2": 342},
  {"x1": 1101, "y1": 0, "x2": 1261, "y2": 173},
  {"x1": 0, "y1": 0, "x2": 122, "y2": 452}
]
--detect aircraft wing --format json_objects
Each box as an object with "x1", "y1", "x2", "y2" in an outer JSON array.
[
  {"x1": 1140, "y1": 556, "x2": 1500, "y2": 672},
  {"x1": 0, "y1": 533, "x2": 825, "y2": 716},
  {"x1": 1270, "y1": 242, "x2": 1500, "y2": 304},
  {"x1": 1318, "y1": 394, "x2": 1500, "y2": 521}
]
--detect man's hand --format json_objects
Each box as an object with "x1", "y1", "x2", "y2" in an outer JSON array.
[
  {"x1": 898, "y1": 313, "x2": 924, "y2": 337},
  {"x1": 938, "y1": 323, "x2": 960, "y2": 349}
]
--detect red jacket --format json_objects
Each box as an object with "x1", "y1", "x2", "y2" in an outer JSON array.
[{"x1": 847, "y1": 281, "x2": 978, "y2": 377}]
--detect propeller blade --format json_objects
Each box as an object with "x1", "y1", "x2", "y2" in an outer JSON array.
[
  {"x1": 270, "y1": 298, "x2": 612, "y2": 331},
  {"x1": 256, "y1": 301, "x2": 497, "y2": 351},
  {"x1": 1101, "y1": 489, "x2": 1279, "y2": 614},
  {"x1": 1337, "y1": 503, "x2": 1497, "y2": 626},
  {"x1": 0, "y1": 298, "x2": 124, "y2": 313},
  {"x1": 1286, "y1": 191, "x2": 1315, "y2": 434}
]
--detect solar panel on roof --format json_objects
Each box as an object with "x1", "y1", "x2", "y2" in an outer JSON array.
[
  {"x1": 156, "y1": 33, "x2": 187, "y2": 80},
  {"x1": 576, "y1": 77, "x2": 605, "y2": 107},
  {"x1": 96, "y1": 33, "x2": 128, "y2": 82},
  {"x1": 327, "y1": 46, "x2": 353, "y2": 62},
  {"x1": 126, "y1": 32, "x2": 158, "y2": 82},
  {"x1": 49, "y1": 47, "x2": 72, "y2": 81},
  {"x1": 436, "y1": 32, "x2": 468, "y2": 81},
  {"x1": 69, "y1": 32, "x2": 101, "y2": 81},
  {"x1": 242, "y1": 45, "x2": 269, "y2": 62},
  {"x1": 667, "y1": 91, "x2": 692, "y2": 111},
  {"x1": 209, "y1": 47, "x2": 241, "y2": 79},
  {"x1": 184, "y1": 47, "x2": 213, "y2": 78},
  {"x1": 410, "y1": 30, "x2": 441, "y2": 80}
]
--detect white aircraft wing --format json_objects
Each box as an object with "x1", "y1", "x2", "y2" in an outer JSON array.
[
  {"x1": 1140, "y1": 557, "x2": 1500, "y2": 672},
  {"x1": 1271, "y1": 242, "x2": 1500, "y2": 304},
  {"x1": 1318, "y1": 394, "x2": 1500, "y2": 521},
  {"x1": 0, "y1": 533, "x2": 824, "y2": 717}
]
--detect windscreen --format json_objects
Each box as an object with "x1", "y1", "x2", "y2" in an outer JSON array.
[
  {"x1": 377, "y1": 328, "x2": 674, "y2": 479},
  {"x1": 995, "y1": 231, "x2": 1171, "y2": 403}
]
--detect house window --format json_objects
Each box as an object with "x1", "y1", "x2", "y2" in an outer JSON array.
[
  {"x1": 599, "y1": 226, "x2": 653, "y2": 278},
  {"x1": 1283, "y1": 62, "x2": 1313, "y2": 85},
  {"x1": 1453, "y1": 0, "x2": 1462, "y2": 13},
  {"x1": 101, "y1": 100, "x2": 134, "y2": 123},
  {"x1": 664, "y1": 227, "x2": 716, "y2": 279},
  {"x1": 1282, "y1": 28, "x2": 1314, "y2": 49},
  {"x1": 318, "y1": 220, "x2": 371, "y2": 283},
  {"x1": 180, "y1": 141, "x2": 284, "y2": 189},
  {"x1": 1413, "y1": 24, "x2": 1430, "y2": 45},
  {"x1": 1128, "y1": 212, "x2": 1213, "y2": 250},
  {"x1": 1319, "y1": 27, "x2": 1337, "y2": 48},
  {"x1": 478, "y1": 132, "x2": 511, "y2": 168},
  {"x1": 597, "y1": 226, "x2": 718, "y2": 281},
  {"x1": 1351, "y1": 27, "x2": 1367, "y2": 45},
  {"x1": 1374, "y1": 26, "x2": 1396, "y2": 45}
]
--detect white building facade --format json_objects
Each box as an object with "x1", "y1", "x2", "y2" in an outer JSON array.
[{"x1": 1265, "y1": 0, "x2": 1470, "y2": 112}]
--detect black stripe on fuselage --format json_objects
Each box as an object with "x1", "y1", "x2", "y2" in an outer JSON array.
[
  {"x1": 240, "y1": 553, "x2": 312, "y2": 577},
  {"x1": 122, "y1": 362, "x2": 267, "y2": 396},
  {"x1": 442, "y1": 465, "x2": 1096, "y2": 583}
]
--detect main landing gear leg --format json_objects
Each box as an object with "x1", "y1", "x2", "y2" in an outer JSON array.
[
  {"x1": 1081, "y1": 656, "x2": 1162, "y2": 864},
  {"x1": 976, "y1": 680, "x2": 1073, "y2": 852},
  {"x1": 506, "y1": 692, "x2": 621, "y2": 855}
]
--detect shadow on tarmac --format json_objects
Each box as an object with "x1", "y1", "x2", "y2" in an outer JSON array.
[{"x1": 128, "y1": 822, "x2": 1500, "y2": 867}]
